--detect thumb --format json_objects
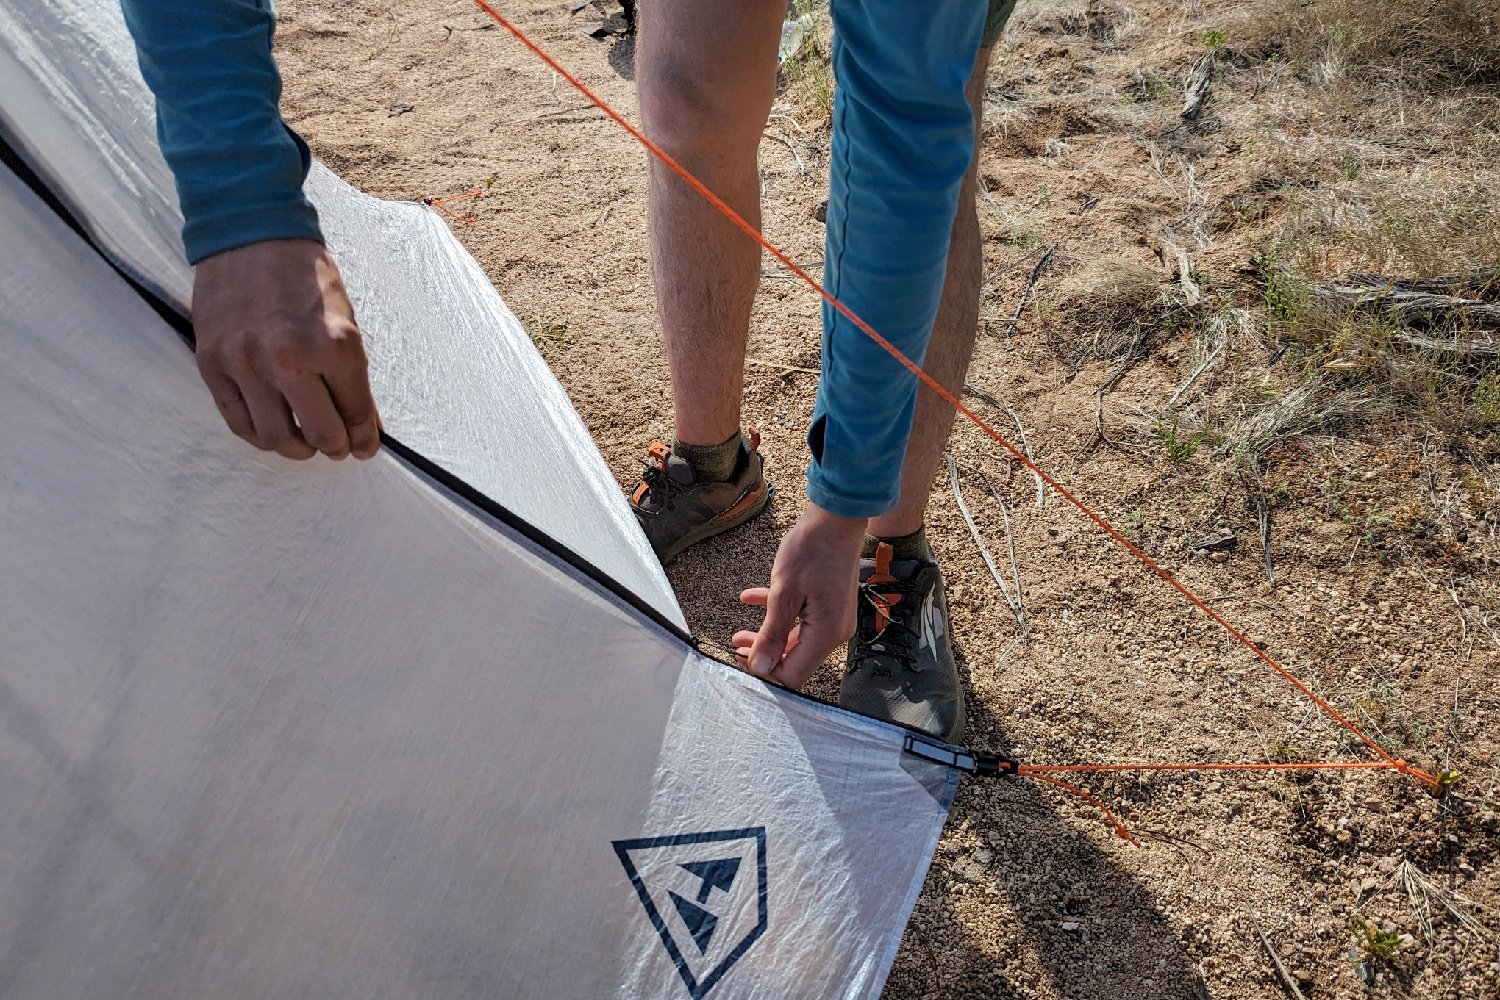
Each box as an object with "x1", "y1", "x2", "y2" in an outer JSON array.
[{"x1": 747, "y1": 585, "x2": 799, "y2": 678}]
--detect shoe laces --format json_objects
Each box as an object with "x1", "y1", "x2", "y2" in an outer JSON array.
[
  {"x1": 850, "y1": 576, "x2": 922, "y2": 676},
  {"x1": 634, "y1": 443, "x2": 686, "y2": 514}
]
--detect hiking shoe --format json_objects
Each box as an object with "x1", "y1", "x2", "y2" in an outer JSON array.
[
  {"x1": 840, "y1": 543, "x2": 966, "y2": 743},
  {"x1": 630, "y1": 432, "x2": 773, "y2": 564}
]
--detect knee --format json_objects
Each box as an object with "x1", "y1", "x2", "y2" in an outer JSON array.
[{"x1": 638, "y1": 60, "x2": 768, "y2": 163}]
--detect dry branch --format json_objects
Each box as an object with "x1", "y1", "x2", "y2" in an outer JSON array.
[
  {"x1": 761, "y1": 132, "x2": 807, "y2": 176},
  {"x1": 1393, "y1": 332, "x2": 1500, "y2": 358},
  {"x1": 947, "y1": 456, "x2": 1026, "y2": 633},
  {"x1": 981, "y1": 241, "x2": 1052, "y2": 300},
  {"x1": 1167, "y1": 337, "x2": 1224, "y2": 408},
  {"x1": 747, "y1": 357, "x2": 820, "y2": 375},
  {"x1": 1249, "y1": 477, "x2": 1276, "y2": 587},
  {"x1": 1000, "y1": 242, "x2": 1057, "y2": 328},
  {"x1": 1314, "y1": 278, "x2": 1500, "y2": 332},
  {"x1": 1248, "y1": 917, "x2": 1307, "y2": 1000},
  {"x1": 1182, "y1": 54, "x2": 1214, "y2": 121},
  {"x1": 1344, "y1": 269, "x2": 1500, "y2": 299},
  {"x1": 1174, "y1": 246, "x2": 1204, "y2": 307},
  {"x1": 964, "y1": 384, "x2": 1045, "y2": 506},
  {"x1": 979, "y1": 467, "x2": 1027, "y2": 635},
  {"x1": 1079, "y1": 328, "x2": 1157, "y2": 457}
]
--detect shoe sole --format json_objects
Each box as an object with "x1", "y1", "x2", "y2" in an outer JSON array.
[{"x1": 658, "y1": 481, "x2": 775, "y2": 565}]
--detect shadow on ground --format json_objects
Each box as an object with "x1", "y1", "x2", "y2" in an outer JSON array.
[
  {"x1": 669, "y1": 534, "x2": 1204, "y2": 1000},
  {"x1": 606, "y1": 33, "x2": 635, "y2": 81},
  {"x1": 885, "y1": 670, "x2": 1206, "y2": 1000}
]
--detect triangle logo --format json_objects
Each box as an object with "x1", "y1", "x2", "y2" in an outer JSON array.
[{"x1": 613, "y1": 827, "x2": 768, "y2": 998}]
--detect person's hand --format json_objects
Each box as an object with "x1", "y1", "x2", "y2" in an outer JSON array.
[
  {"x1": 191, "y1": 238, "x2": 380, "y2": 461},
  {"x1": 732, "y1": 503, "x2": 867, "y2": 689}
]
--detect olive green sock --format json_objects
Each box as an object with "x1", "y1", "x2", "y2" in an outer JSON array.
[
  {"x1": 862, "y1": 525, "x2": 932, "y2": 562},
  {"x1": 671, "y1": 430, "x2": 742, "y2": 484}
]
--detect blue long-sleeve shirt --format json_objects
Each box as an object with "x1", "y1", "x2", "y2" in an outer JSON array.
[
  {"x1": 120, "y1": 0, "x2": 321, "y2": 264},
  {"x1": 120, "y1": 0, "x2": 985, "y2": 520}
]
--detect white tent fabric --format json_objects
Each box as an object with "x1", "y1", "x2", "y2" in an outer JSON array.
[
  {"x1": 0, "y1": 2, "x2": 966, "y2": 998},
  {"x1": 0, "y1": 0, "x2": 681, "y2": 625}
]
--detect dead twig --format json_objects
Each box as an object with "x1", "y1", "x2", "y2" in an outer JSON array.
[
  {"x1": 1000, "y1": 242, "x2": 1057, "y2": 328},
  {"x1": 766, "y1": 112, "x2": 807, "y2": 137},
  {"x1": 595, "y1": 190, "x2": 628, "y2": 228},
  {"x1": 1248, "y1": 916, "x2": 1307, "y2": 1000},
  {"x1": 979, "y1": 466, "x2": 1028, "y2": 634},
  {"x1": 1078, "y1": 312, "x2": 1183, "y2": 457},
  {"x1": 443, "y1": 21, "x2": 497, "y2": 39},
  {"x1": 1138, "y1": 828, "x2": 1211, "y2": 857},
  {"x1": 493, "y1": 104, "x2": 599, "y2": 129},
  {"x1": 1078, "y1": 347, "x2": 1143, "y2": 457},
  {"x1": 761, "y1": 131, "x2": 807, "y2": 176},
  {"x1": 1242, "y1": 460, "x2": 1277, "y2": 586},
  {"x1": 747, "y1": 357, "x2": 820, "y2": 376},
  {"x1": 1313, "y1": 277, "x2": 1500, "y2": 333},
  {"x1": 1344, "y1": 269, "x2": 1500, "y2": 299},
  {"x1": 980, "y1": 241, "x2": 1052, "y2": 300},
  {"x1": 964, "y1": 384, "x2": 1044, "y2": 506},
  {"x1": 1393, "y1": 332, "x2": 1500, "y2": 358},
  {"x1": 947, "y1": 456, "x2": 1026, "y2": 633},
  {"x1": 1174, "y1": 246, "x2": 1204, "y2": 307},
  {"x1": 1257, "y1": 492, "x2": 1276, "y2": 586},
  {"x1": 993, "y1": 633, "x2": 1026, "y2": 674},
  {"x1": 763, "y1": 261, "x2": 824, "y2": 281},
  {"x1": 1166, "y1": 337, "x2": 1224, "y2": 409}
]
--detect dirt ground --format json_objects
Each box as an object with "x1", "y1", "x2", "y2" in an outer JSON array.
[{"x1": 275, "y1": 1, "x2": 1499, "y2": 996}]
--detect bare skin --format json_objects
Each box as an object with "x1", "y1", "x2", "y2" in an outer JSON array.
[
  {"x1": 639, "y1": 0, "x2": 995, "y2": 684},
  {"x1": 736, "y1": 505, "x2": 867, "y2": 688},
  {"x1": 192, "y1": 238, "x2": 380, "y2": 462},
  {"x1": 636, "y1": 0, "x2": 785, "y2": 448}
]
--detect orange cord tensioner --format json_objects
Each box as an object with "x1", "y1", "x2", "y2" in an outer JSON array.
[{"x1": 468, "y1": 0, "x2": 1440, "y2": 840}]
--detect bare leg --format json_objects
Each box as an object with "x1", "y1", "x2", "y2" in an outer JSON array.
[
  {"x1": 636, "y1": 0, "x2": 784, "y2": 447},
  {"x1": 867, "y1": 44, "x2": 994, "y2": 539}
]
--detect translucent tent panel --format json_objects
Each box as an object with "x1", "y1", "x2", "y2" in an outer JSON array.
[
  {"x1": 0, "y1": 0, "x2": 682, "y2": 627},
  {"x1": 0, "y1": 163, "x2": 955, "y2": 998}
]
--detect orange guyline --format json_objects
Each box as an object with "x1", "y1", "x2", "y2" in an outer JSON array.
[{"x1": 468, "y1": 0, "x2": 1440, "y2": 838}]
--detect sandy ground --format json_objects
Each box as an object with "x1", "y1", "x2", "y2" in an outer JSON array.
[{"x1": 275, "y1": 1, "x2": 1499, "y2": 997}]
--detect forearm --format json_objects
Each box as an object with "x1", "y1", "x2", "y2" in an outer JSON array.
[
  {"x1": 804, "y1": 0, "x2": 985, "y2": 518},
  {"x1": 120, "y1": 0, "x2": 322, "y2": 263}
]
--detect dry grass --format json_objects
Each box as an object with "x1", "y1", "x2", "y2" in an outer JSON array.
[
  {"x1": 1051, "y1": 257, "x2": 1178, "y2": 363},
  {"x1": 1253, "y1": 183, "x2": 1500, "y2": 455},
  {"x1": 1239, "y1": 0, "x2": 1500, "y2": 85},
  {"x1": 1163, "y1": 0, "x2": 1500, "y2": 464},
  {"x1": 780, "y1": 0, "x2": 835, "y2": 128}
]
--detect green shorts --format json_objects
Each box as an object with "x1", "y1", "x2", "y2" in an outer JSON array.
[{"x1": 982, "y1": 0, "x2": 1017, "y2": 47}]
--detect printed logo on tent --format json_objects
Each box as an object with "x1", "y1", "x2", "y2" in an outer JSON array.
[{"x1": 612, "y1": 827, "x2": 769, "y2": 998}]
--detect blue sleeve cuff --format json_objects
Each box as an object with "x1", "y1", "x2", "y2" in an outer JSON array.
[
  {"x1": 805, "y1": 463, "x2": 896, "y2": 520},
  {"x1": 183, "y1": 201, "x2": 324, "y2": 263},
  {"x1": 180, "y1": 126, "x2": 323, "y2": 262}
]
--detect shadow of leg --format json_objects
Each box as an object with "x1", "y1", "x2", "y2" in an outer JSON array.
[{"x1": 884, "y1": 656, "x2": 1205, "y2": 1000}]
